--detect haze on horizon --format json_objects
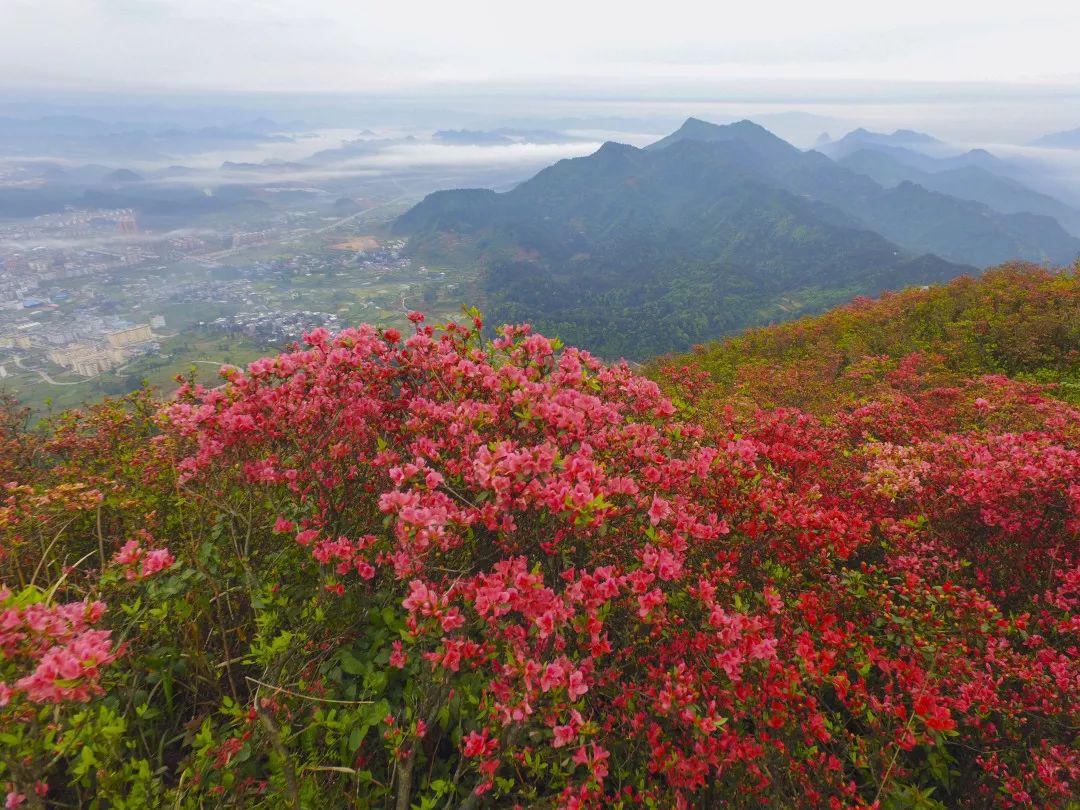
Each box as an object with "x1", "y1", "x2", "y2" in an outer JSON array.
[{"x1": 3, "y1": 0, "x2": 1080, "y2": 93}]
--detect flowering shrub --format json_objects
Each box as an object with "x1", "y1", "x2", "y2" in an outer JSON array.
[
  {"x1": 653, "y1": 262, "x2": 1080, "y2": 415},
  {"x1": 0, "y1": 587, "x2": 121, "y2": 808},
  {"x1": 0, "y1": 269, "x2": 1077, "y2": 808},
  {"x1": 0, "y1": 588, "x2": 117, "y2": 704},
  {"x1": 112, "y1": 533, "x2": 175, "y2": 580}
]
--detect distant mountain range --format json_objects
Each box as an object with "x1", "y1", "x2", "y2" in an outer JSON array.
[
  {"x1": 0, "y1": 116, "x2": 295, "y2": 163},
  {"x1": 823, "y1": 126, "x2": 1080, "y2": 208},
  {"x1": 838, "y1": 149, "x2": 1080, "y2": 236},
  {"x1": 815, "y1": 127, "x2": 950, "y2": 159},
  {"x1": 0, "y1": 123, "x2": 585, "y2": 225},
  {"x1": 644, "y1": 119, "x2": 1079, "y2": 265},
  {"x1": 1031, "y1": 127, "x2": 1080, "y2": 149},
  {"x1": 395, "y1": 118, "x2": 1080, "y2": 358},
  {"x1": 102, "y1": 168, "x2": 144, "y2": 183},
  {"x1": 433, "y1": 130, "x2": 515, "y2": 146}
]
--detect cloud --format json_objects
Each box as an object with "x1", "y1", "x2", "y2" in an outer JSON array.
[
  {"x1": 971, "y1": 143, "x2": 1080, "y2": 205},
  {"x1": 153, "y1": 164, "x2": 383, "y2": 187},
  {"x1": 360, "y1": 140, "x2": 603, "y2": 169},
  {"x1": 0, "y1": 228, "x2": 217, "y2": 252},
  {"x1": 2, "y1": 1, "x2": 1079, "y2": 91},
  {"x1": 141, "y1": 138, "x2": 603, "y2": 187}
]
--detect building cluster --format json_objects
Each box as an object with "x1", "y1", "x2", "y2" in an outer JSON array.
[
  {"x1": 0, "y1": 208, "x2": 443, "y2": 399},
  {"x1": 211, "y1": 310, "x2": 342, "y2": 344},
  {"x1": 231, "y1": 230, "x2": 275, "y2": 248},
  {"x1": 46, "y1": 342, "x2": 134, "y2": 377},
  {"x1": 1, "y1": 313, "x2": 162, "y2": 378},
  {"x1": 353, "y1": 239, "x2": 410, "y2": 271},
  {"x1": 168, "y1": 235, "x2": 209, "y2": 253}
]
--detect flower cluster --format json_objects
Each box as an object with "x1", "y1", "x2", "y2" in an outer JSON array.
[
  {"x1": 159, "y1": 311, "x2": 1078, "y2": 808},
  {"x1": 0, "y1": 587, "x2": 118, "y2": 706},
  {"x1": 112, "y1": 531, "x2": 175, "y2": 580}
]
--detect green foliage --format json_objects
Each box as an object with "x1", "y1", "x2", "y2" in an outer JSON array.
[{"x1": 649, "y1": 262, "x2": 1080, "y2": 413}]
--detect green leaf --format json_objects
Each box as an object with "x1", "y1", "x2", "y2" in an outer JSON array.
[
  {"x1": 340, "y1": 651, "x2": 366, "y2": 675},
  {"x1": 349, "y1": 725, "x2": 366, "y2": 752}
]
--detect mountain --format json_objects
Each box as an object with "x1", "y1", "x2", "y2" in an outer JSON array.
[
  {"x1": 1031, "y1": 127, "x2": 1080, "y2": 149},
  {"x1": 304, "y1": 135, "x2": 416, "y2": 164},
  {"x1": 816, "y1": 127, "x2": 947, "y2": 159},
  {"x1": 846, "y1": 144, "x2": 1008, "y2": 176},
  {"x1": 333, "y1": 196, "x2": 363, "y2": 215},
  {"x1": 34, "y1": 163, "x2": 114, "y2": 184},
  {"x1": 102, "y1": 168, "x2": 144, "y2": 183},
  {"x1": 645, "y1": 117, "x2": 799, "y2": 163},
  {"x1": 397, "y1": 130, "x2": 969, "y2": 358},
  {"x1": 397, "y1": 118, "x2": 1078, "y2": 358},
  {"x1": 0, "y1": 119, "x2": 295, "y2": 162},
  {"x1": 839, "y1": 148, "x2": 1080, "y2": 236},
  {"x1": 817, "y1": 129, "x2": 1014, "y2": 179},
  {"x1": 852, "y1": 181, "x2": 1080, "y2": 266},
  {"x1": 891, "y1": 128, "x2": 943, "y2": 145},
  {"x1": 641, "y1": 119, "x2": 1079, "y2": 266}
]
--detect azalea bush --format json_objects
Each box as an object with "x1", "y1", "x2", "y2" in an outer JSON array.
[
  {"x1": 0, "y1": 278, "x2": 1077, "y2": 808},
  {"x1": 651, "y1": 262, "x2": 1080, "y2": 415}
]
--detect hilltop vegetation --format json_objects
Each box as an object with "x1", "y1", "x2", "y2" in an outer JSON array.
[
  {"x1": 1, "y1": 269, "x2": 1077, "y2": 808},
  {"x1": 396, "y1": 118, "x2": 1080, "y2": 359},
  {"x1": 648, "y1": 262, "x2": 1080, "y2": 414}
]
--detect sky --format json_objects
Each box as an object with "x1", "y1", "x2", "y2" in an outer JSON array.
[{"x1": 3, "y1": 0, "x2": 1080, "y2": 92}]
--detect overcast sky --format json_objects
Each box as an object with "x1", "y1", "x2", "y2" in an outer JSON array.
[{"x1": 3, "y1": 1, "x2": 1080, "y2": 92}]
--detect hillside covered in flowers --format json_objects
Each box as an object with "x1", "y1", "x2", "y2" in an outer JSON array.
[
  {"x1": 1, "y1": 265, "x2": 1078, "y2": 809},
  {"x1": 649, "y1": 262, "x2": 1080, "y2": 415}
]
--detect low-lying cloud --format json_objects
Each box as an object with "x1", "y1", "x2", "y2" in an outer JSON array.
[
  {"x1": 0, "y1": 228, "x2": 218, "y2": 252},
  {"x1": 361, "y1": 140, "x2": 602, "y2": 168},
  {"x1": 148, "y1": 137, "x2": 603, "y2": 188}
]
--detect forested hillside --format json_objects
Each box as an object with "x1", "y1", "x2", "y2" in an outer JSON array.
[
  {"x1": 397, "y1": 130, "x2": 968, "y2": 358},
  {"x1": 1, "y1": 267, "x2": 1077, "y2": 808},
  {"x1": 396, "y1": 119, "x2": 1080, "y2": 359},
  {"x1": 648, "y1": 120, "x2": 1080, "y2": 264}
]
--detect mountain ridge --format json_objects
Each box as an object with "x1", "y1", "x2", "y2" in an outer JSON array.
[
  {"x1": 396, "y1": 117, "x2": 1080, "y2": 358},
  {"x1": 396, "y1": 120, "x2": 977, "y2": 358}
]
